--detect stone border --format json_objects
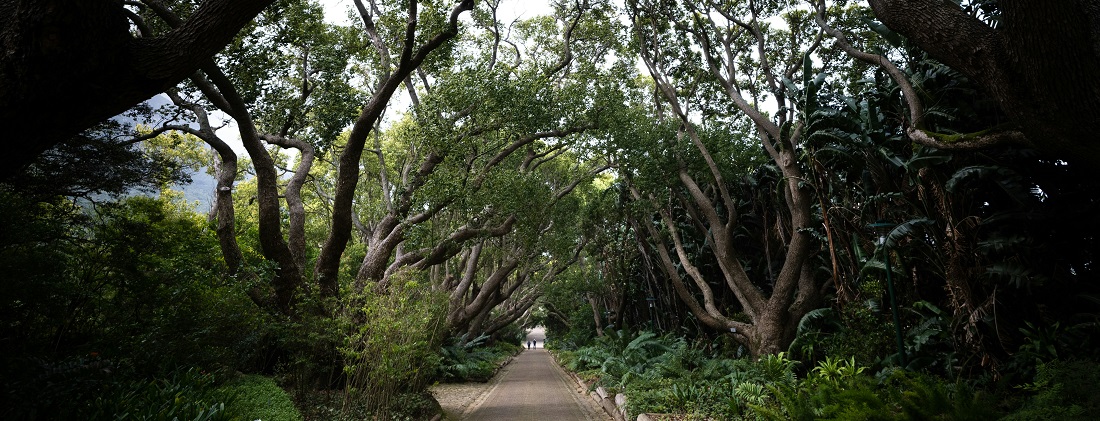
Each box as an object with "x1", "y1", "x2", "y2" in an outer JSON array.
[{"x1": 551, "y1": 352, "x2": 629, "y2": 421}]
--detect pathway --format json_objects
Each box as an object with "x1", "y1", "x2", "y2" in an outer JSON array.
[{"x1": 460, "y1": 327, "x2": 611, "y2": 421}]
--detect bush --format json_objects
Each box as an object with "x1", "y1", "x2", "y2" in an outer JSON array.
[
  {"x1": 752, "y1": 368, "x2": 998, "y2": 420},
  {"x1": 2, "y1": 363, "x2": 238, "y2": 421},
  {"x1": 0, "y1": 195, "x2": 268, "y2": 377},
  {"x1": 339, "y1": 274, "x2": 447, "y2": 415},
  {"x1": 561, "y1": 330, "x2": 773, "y2": 420},
  {"x1": 89, "y1": 368, "x2": 239, "y2": 421},
  {"x1": 559, "y1": 330, "x2": 1002, "y2": 421},
  {"x1": 1004, "y1": 360, "x2": 1100, "y2": 420},
  {"x1": 220, "y1": 375, "x2": 302, "y2": 421},
  {"x1": 437, "y1": 335, "x2": 521, "y2": 383}
]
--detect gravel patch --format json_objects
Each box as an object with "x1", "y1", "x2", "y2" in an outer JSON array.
[{"x1": 430, "y1": 380, "x2": 497, "y2": 420}]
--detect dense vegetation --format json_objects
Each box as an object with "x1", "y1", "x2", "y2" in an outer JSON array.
[{"x1": 2, "y1": 0, "x2": 1098, "y2": 419}]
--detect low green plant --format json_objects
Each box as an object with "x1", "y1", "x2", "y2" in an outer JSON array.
[
  {"x1": 787, "y1": 303, "x2": 893, "y2": 369},
  {"x1": 751, "y1": 368, "x2": 998, "y2": 420},
  {"x1": 89, "y1": 368, "x2": 237, "y2": 421},
  {"x1": 436, "y1": 335, "x2": 519, "y2": 382},
  {"x1": 811, "y1": 356, "x2": 866, "y2": 386},
  {"x1": 1004, "y1": 359, "x2": 1100, "y2": 420},
  {"x1": 566, "y1": 331, "x2": 793, "y2": 420},
  {"x1": 3, "y1": 360, "x2": 240, "y2": 421},
  {"x1": 220, "y1": 375, "x2": 301, "y2": 421},
  {"x1": 756, "y1": 351, "x2": 798, "y2": 387}
]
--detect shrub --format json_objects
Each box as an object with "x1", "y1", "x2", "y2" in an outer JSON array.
[
  {"x1": 220, "y1": 375, "x2": 302, "y2": 421},
  {"x1": 339, "y1": 274, "x2": 447, "y2": 415},
  {"x1": 437, "y1": 334, "x2": 519, "y2": 383},
  {"x1": 2, "y1": 363, "x2": 239, "y2": 421},
  {"x1": 88, "y1": 368, "x2": 238, "y2": 421},
  {"x1": 563, "y1": 330, "x2": 774, "y2": 420},
  {"x1": 752, "y1": 369, "x2": 999, "y2": 420},
  {"x1": 1004, "y1": 360, "x2": 1100, "y2": 420},
  {"x1": 5, "y1": 352, "x2": 268, "y2": 421}
]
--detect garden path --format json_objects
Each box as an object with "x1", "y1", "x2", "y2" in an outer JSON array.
[{"x1": 459, "y1": 327, "x2": 611, "y2": 421}]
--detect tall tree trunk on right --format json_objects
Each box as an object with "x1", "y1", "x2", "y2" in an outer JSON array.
[{"x1": 865, "y1": 0, "x2": 1100, "y2": 165}]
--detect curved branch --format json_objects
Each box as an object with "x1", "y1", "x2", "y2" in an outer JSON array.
[
  {"x1": 315, "y1": 0, "x2": 474, "y2": 293},
  {"x1": 1, "y1": 0, "x2": 275, "y2": 177},
  {"x1": 815, "y1": 0, "x2": 1031, "y2": 150}
]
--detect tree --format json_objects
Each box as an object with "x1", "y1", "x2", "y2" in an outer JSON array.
[
  {"x1": 338, "y1": 0, "x2": 622, "y2": 335},
  {"x1": 0, "y1": 0, "x2": 276, "y2": 178},
  {"x1": 625, "y1": 0, "x2": 828, "y2": 356},
  {"x1": 138, "y1": 0, "x2": 344, "y2": 313},
  {"x1": 312, "y1": 0, "x2": 475, "y2": 295},
  {"x1": 865, "y1": 0, "x2": 1100, "y2": 166}
]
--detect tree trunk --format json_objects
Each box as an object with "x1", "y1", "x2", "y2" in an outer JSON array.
[
  {"x1": 0, "y1": 0, "x2": 276, "y2": 177},
  {"x1": 588, "y1": 294, "x2": 605, "y2": 337},
  {"x1": 313, "y1": 0, "x2": 473, "y2": 296},
  {"x1": 867, "y1": 0, "x2": 1100, "y2": 165}
]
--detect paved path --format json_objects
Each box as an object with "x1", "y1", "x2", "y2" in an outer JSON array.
[{"x1": 461, "y1": 328, "x2": 611, "y2": 421}]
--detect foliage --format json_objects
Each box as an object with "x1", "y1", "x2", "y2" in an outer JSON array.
[
  {"x1": 2, "y1": 119, "x2": 194, "y2": 201},
  {"x1": 6, "y1": 0, "x2": 1100, "y2": 419},
  {"x1": 219, "y1": 375, "x2": 302, "y2": 421},
  {"x1": 0, "y1": 194, "x2": 268, "y2": 414},
  {"x1": 3, "y1": 363, "x2": 238, "y2": 421},
  {"x1": 0, "y1": 192, "x2": 286, "y2": 419},
  {"x1": 561, "y1": 330, "x2": 792, "y2": 419},
  {"x1": 753, "y1": 369, "x2": 998, "y2": 421},
  {"x1": 788, "y1": 304, "x2": 895, "y2": 369},
  {"x1": 1003, "y1": 360, "x2": 1100, "y2": 420},
  {"x1": 558, "y1": 330, "x2": 1014, "y2": 420},
  {"x1": 436, "y1": 334, "x2": 520, "y2": 383},
  {"x1": 294, "y1": 389, "x2": 438, "y2": 421},
  {"x1": 88, "y1": 368, "x2": 239, "y2": 421},
  {"x1": 84, "y1": 196, "x2": 267, "y2": 371},
  {"x1": 339, "y1": 273, "x2": 447, "y2": 417}
]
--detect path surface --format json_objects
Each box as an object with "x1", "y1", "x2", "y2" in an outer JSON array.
[{"x1": 460, "y1": 327, "x2": 611, "y2": 421}]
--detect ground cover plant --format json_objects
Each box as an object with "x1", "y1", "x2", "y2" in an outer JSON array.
[
  {"x1": 551, "y1": 329, "x2": 1100, "y2": 420},
  {"x1": 437, "y1": 334, "x2": 522, "y2": 383}
]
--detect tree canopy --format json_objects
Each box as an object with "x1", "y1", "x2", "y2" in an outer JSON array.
[{"x1": 3, "y1": 0, "x2": 1100, "y2": 418}]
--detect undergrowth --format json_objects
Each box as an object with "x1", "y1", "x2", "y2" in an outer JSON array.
[
  {"x1": 436, "y1": 334, "x2": 521, "y2": 383},
  {"x1": 555, "y1": 330, "x2": 1100, "y2": 420}
]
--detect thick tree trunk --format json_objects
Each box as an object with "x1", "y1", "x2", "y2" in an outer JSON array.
[
  {"x1": 0, "y1": 0, "x2": 275, "y2": 178},
  {"x1": 165, "y1": 88, "x2": 244, "y2": 275},
  {"x1": 868, "y1": 0, "x2": 1100, "y2": 165},
  {"x1": 211, "y1": 155, "x2": 242, "y2": 272},
  {"x1": 260, "y1": 135, "x2": 315, "y2": 271},
  {"x1": 588, "y1": 294, "x2": 606, "y2": 337}
]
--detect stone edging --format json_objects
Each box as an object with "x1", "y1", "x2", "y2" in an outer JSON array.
[{"x1": 551, "y1": 352, "x2": 629, "y2": 421}]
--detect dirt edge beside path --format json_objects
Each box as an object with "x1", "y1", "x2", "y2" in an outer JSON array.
[{"x1": 429, "y1": 356, "x2": 513, "y2": 420}]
